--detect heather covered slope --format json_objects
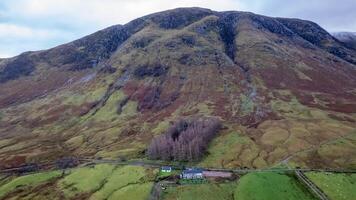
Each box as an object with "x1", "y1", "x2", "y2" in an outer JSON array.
[{"x1": 0, "y1": 8, "x2": 355, "y2": 169}]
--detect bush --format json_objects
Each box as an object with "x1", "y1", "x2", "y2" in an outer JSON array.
[{"x1": 55, "y1": 157, "x2": 79, "y2": 169}]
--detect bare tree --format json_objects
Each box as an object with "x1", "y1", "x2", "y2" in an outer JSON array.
[{"x1": 147, "y1": 117, "x2": 221, "y2": 161}]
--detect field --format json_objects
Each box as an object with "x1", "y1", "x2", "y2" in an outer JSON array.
[
  {"x1": 1, "y1": 165, "x2": 355, "y2": 200},
  {"x1": 161, "y1": 172, "x2": 321, "y2": 200},
  {"x1": 0, "y1": 171, "x2": 61, "y2": 199},
  {"x1": 305, "y1": 172, "x2": 356, "y2": 200},
  {"x1": 162, "y1": 182, "x2": 237, "y2": 200},
  {"x1": 0, "y1": 164, "x2": 157, "y2": 200},
  {"x1": 234, "y1": 172, "x2": 317, "y2": 200},
  {"x1": 157, "y1": 170, "x2": 181, "y2": 180}
]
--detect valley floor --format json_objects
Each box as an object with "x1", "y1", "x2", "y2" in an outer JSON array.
[{"x1": 0, "y1": 162, "x2": 355, "y2": 200}]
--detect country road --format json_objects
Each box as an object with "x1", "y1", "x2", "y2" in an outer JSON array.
[
  {"x1": 83, "y1": 158, "x2": 356, "y2": 174},
  {"x1": 1, "y1": 157, "x2": 356, "y2": 175},
  {"x1": 295, "y1": 170, "x2": 329, "y2": 200}
]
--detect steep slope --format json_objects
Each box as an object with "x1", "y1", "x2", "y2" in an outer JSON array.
[
  {"x1": 333, "y1": 32, "x2": 356, "y2": 50},
  {"x1": 0, "y1": 8, "x2": 355, "y2": 169}
]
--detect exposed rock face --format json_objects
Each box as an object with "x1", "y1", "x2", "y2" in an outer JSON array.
[
  {"x1": 0, "y1": 8, "x2": 355, "y2": 169},
  {"x1": 0, "y1": 53, "x2": 35, "y2": 83},
  {"x1": 333, "y1": 32, "x2": 356, "y2": 50}
]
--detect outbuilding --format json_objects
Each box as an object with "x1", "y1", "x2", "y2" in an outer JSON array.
[
  {"x1": 180, "y1": 168, "x2": 203, "y2": 179},
  {"x1": 161, "y1": 166, "x2": 172, "y2": 173}
]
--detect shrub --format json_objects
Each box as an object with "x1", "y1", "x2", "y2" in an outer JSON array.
[{"x1": 55, "y1": 157, "x2": 79, "y2": 169}]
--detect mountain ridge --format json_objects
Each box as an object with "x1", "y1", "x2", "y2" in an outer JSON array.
[
  {"x1": 0, "y1": 7, "x2": 355, "y2": 170},
  {"x1": 333, "y1": 31, "x2": 356, "y2": 50}
]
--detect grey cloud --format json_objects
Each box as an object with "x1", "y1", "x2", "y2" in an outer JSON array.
[
  {"x1": 1, "y1": 0, "x2": 355, "y2": 58},
  {"x1": 240, "y1": 0, "x2": 356, "y2": 32}
]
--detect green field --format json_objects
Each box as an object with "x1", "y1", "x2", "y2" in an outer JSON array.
[
  {"x1": 305, "y1": 172, "x2": 356, "y2": 200},
  {"x1": 163, "y1": 182, "x2": 237, "y2": 200},
  {"x1": 0, "y1": 171, "x2": 61, "y2": 199},
  {"x1": 59, "y1": 164, "x2": 116, "y2": 198},
  {"x1": 0, "y1": 164, "x2": 157, "y2": 200},
  {"x1": 234, "y1": 172, "x2": 317, "y2": 200},
  {"x1": 1, "y1": 165, "x2": 355, "y2": 200},
  {"x1": 59, "y1": 164, "x2": 156, "y2": 199},
  {"x1": 108, "y1": 182, "x2": 154, "y2": 200},
  {"x1": 157, "y1": 170, "x2": 181, "y2": 180},
  {"x1": 90, "y1": 165, "x2": 156, "y2": 200}
]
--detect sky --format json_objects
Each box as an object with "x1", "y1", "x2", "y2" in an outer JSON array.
[{"x1": 0, "y1": 0, "x2": 355, "y2": 58}]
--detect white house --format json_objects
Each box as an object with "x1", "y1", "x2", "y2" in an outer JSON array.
[{"x1": 161, "y1": 166, "x2": 172, "y2": 173}]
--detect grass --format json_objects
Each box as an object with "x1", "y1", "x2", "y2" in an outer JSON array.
[
  {"x1": 89, "y1": 165, "x2": 152, "y2": 200},
  {"x1": 0, "y1": 164, "x2": 157, "y2": 199},
  {"x1": 62, "y1": 85, "x2": 107, "y2": 106},
  {"x1": 163, "y1": 182, "x2": 237, "y2": 200},
  {"x1": 157, "y1": 170, "x2": 180, "y2": 180},
  {"x1": 305, "y1": 172, "x2": 356, "y2": 200},
  {"x1": 60, "y1": 164, "x2": 157, "y2": 199},
  {"x1": 0, "y1": 171, "x2": 61, "y2": 199},
  {"x1": 260, "y1": 127, "x2": 289, "y2": 146},
  {"x1": 0, "y1": 139, "x2": 13, "y2": 149},
  {"x1": 239, "y1": 94, "x2": 255, "y2": 115},
  {"x1": 64, "y1": 135, "x2": 84, "y2": 148},
  {"x1": 152, "y1": 120, "x2": 170, "y2": 135},
  {"x1": 92, "y1": 90, "x2": 127, "y2": 121},
  {"x1": 0, "y1": 175, "x2": 10, "y2": 187},
  {"x1": 200, "y1": 130, "x2": 260, "y2": 168},
  {"x1": 234, "y1": 172, "x2": 317, "y2": 200},
  {"x1": 270, "y1": 95, "x2": 314, "y2": 119},
  {"x1": 59, "y1": 164, "x2": 115, "y2": 198},
  {"x1": 200, "y1": 131, "x2": 243, "y2": 167},
  {"x1": 108, "y1": 182, "x2": 153, "y2": 200}
]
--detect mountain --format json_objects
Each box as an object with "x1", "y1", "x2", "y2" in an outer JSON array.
[
  {"x1": 0, "y1": 7, "x2": 355, "y2": 169},
  {"x1": 333, "y1": 32, "x2": 356, "y2": 50}
]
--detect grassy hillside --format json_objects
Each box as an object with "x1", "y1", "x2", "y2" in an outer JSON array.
[
  {"x1": 1, "y1": 166, "x2": 355, "y2": 200},
  {"x1": 234, "y1": 172, "x2": 317, "y2": 200},
  {"x1": 162, "y1": 182, "x2": 237, "y2": 200},
  {"x1": 0, "y1": 7, "x2": 356, "y2": 171},
  {"x1": 305, "y1": 172, "x2": 356, "y2": 200},
  {"x1": 0, "y1": 171, "x2": 61, "y2": 199},
  {"x1": 0, "y1": 164, "x2": 157, "y2": 200}
]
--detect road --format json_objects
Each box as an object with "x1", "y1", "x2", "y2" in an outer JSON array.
[
  {"x1": 295, "y1": 170, "x2": 329, "y2": 200},
  {"x1": 2, "y1": 157, "x2": 356, "y2": 174},
  {"x1": 83, "y1": 158, "x2": 356, "y2": 173}
]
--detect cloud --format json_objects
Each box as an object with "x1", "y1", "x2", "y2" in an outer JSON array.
[
  {"x1": 237, "y1": 0, "x2": 356, "y2": 32},
  {"x1": 0, "y1": 23, "x2": 77, "y2": 57},
  {"x1": 0, "y1": 23, "x2": 71, "y2": 39},
  {"x1": 0, "y1": 0, "x2": 241, "y2": 57},
  {"x1": 2, "y1": 0, "x2": 240, "y2": 29},
  {"x1": 0, "y1": 0, "x2": 355, "y2": 58}
]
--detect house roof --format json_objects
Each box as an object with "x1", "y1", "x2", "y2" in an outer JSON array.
[{"x1": 161, "y1": 166, "x2": 172, "y2": 170}]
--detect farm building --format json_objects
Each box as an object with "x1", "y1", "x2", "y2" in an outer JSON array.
[
  {"x1": 180, "y1": 168, "x2": 203, "y2": 179},
  {"x1": 202, "y1": 171, "x2": 232, "y2": 178},
  {"x1": 161, "y1": 166, "x2": 172, "y2": 173}
]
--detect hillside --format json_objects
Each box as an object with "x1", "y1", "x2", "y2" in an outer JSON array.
[
  {"x1": 333, "y1": 32, "x2": 356, "y2": 50},
  {"x1": 0, "y1": 7, "x2": 355, "y2": 170}
]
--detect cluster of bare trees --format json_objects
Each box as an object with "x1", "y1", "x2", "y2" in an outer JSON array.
[
  {"x1": 147, "y1": 117, "x2": 221, "y2": 161},
  {"x1": 55, "y1": 157, "x2": 79, "y2": 169}
]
